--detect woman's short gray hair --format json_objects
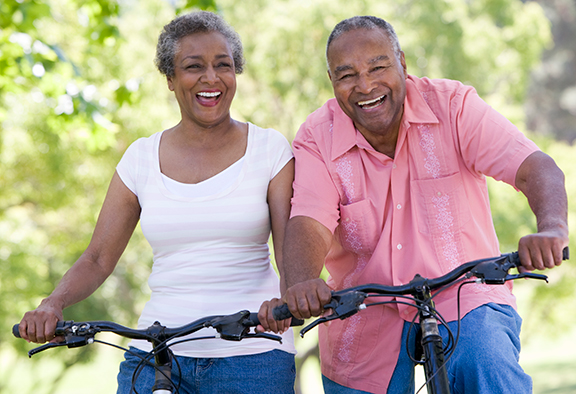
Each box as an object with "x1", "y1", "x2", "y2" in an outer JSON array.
[
  {"x1": 155, "y1": 11, "x2": 245, "y2": 77},
  {"x1": 326, "y1": 16, "x2": 401, "y2": 68}
]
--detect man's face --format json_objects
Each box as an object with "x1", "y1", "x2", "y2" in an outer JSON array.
[{"x1": 327, "y1": 28, "x2": 407, "y2": 142}]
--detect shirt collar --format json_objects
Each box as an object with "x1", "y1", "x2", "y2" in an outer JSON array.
[{"x1": 330, "y1": 75, "x2": 439, "y2": 161}]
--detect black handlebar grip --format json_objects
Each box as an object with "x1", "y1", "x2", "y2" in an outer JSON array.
[
  {"x1": 563, "y1": 247, "x2": 569, "y2": 260},
  {"x1": 247, "y1": 313, "x2": 261, "y2": 326},
  {"x1": 247, "y1": 312, "x2": 303, "y2": 327},
  {"x1": 272, "y1": 304, "x2": 293, "y2": 321},
  {"x1": 12, "y1": 324, "x2": 21, "y2": 338}
]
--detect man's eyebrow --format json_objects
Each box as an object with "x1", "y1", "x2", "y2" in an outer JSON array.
[
  {"x1": 369, "y1": 55, "x2": 390, "y2": 64},
  {"x1": 333, "y1": 55, "x2": 391, "y2": 74},
  {"x1": 334, "y1": 64, "x2": 354, "y2": 74}
]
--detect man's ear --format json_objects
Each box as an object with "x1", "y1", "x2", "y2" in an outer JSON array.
[
  {"x1": 399, "y1": 51, "x2": 407, "y2": 78},
  {"x1": 327, "y1": 69, "x2": 332, "y2": 82},
  {"x1": 167, "y1": 76, "x2": 174, "y2": 91}
]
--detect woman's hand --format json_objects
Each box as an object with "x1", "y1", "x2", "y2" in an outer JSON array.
[
  {"x1": 18, "y1": 299, "x2": 64, "y2": 343},
  {"x1": 257, "y1": 297, "x2": 291, "y2": 334}
]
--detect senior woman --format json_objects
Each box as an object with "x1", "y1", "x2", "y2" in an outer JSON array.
[{"x1": 18, "y1": 11, "x2": 296, "y2": 393}]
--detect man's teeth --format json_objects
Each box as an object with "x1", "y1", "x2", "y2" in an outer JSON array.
[
  {"x1": 358, "y1": 95, "x2": 385, "y2": 107},
  {"x1": 197, "y1": 91, "x2": 221, "y2": 97}
]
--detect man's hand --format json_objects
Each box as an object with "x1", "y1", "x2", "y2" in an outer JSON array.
[
  {"x1": 282, "y1": 278, "x2": 333, "y2": 320},
  {"x1": 518, "y1": 228, "x2": 569, "y2": 271}
]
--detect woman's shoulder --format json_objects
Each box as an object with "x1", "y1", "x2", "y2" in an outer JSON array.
[
  {"x1": 122, "y1": 130, "x2": 162, "y2": 156},
  {"x1": 248, "y1": 123, "x2": 290, "y2": 147}
]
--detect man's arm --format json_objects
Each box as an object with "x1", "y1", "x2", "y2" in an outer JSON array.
[
  {"x1": 280, "y1": 215, "x2": 333, "y2": 319},
  {"x1": 514, "y1": 151, "x2": 569, "y2": 271},
  {"x1": 258, "y1": 215, "x2": 333, "y2": 330}
]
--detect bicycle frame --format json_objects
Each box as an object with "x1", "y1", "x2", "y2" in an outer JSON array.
[{"x1": 413, "y1": 281, "x2": 450, "y2": 394}]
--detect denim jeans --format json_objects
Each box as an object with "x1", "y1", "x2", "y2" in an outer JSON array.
[
  {"x1": 324, "y1": 303, "x2": 532, "y2": 394},
  {"x1": 116, "y1": 348, "x2": 295, "y2": 394}
]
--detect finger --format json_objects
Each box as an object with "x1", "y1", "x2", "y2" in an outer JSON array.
[
  {"x1": 18, "y1": 320, "x2": 30, "y2": 342},
  {"x1": 286, "y1": 295, "x2": 307, "y2": 320},
  {"x1": 45, "y1": 318, "x2": 58, "y2": 342},
  {"x1": 542, "y1": 247, "x2": 556, "y2": 270},
  {"x1": 35, "y1": 321, "x2": 48, "y2": 344},
  {"x1": 518, "y1": 239, "x2": 535, "y2": 271},
  {"x1": 257, "y1": 302, "x2": 272, "y2": 332},
  {"x1": 552, "y1": 244, "x2": 566, "y2": 267}
]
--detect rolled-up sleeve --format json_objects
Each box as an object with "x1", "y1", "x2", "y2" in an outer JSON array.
[
  {"x1": 452, "y1": 86, "x2": 539, "y2": 187},
  {"x1": 290, "y1": 124, "x2": 342, "y2": 234}
]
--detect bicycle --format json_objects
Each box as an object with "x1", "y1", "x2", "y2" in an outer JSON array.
[
  {"x1": 273, "y1": 247, "x2": 570, "y2": 394},
  {"x1": 13, "y1": 310, "x2": 303, "y2": 394}
]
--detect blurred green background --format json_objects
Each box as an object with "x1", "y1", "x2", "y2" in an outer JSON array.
[{"x1": 1, "y1": 0, "x2": 575, "y2": 392}]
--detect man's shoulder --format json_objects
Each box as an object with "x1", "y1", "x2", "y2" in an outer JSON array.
[
  {"x1": 301, "y1": 98, "x2": 341, "y2": 130},
  {"x1": 407, "y1": 75, "x2": 474, "y2": 96}
]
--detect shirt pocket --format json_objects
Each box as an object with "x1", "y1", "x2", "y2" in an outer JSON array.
[
  {"x1": 410, "y1": 172, "x2": 472, "y2": 236},
  {"x1": 338, "y1": 198, "x2": 379, "y2": 254}
]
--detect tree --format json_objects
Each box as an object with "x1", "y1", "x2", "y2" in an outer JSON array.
[{"x1": 524, "y1": 0, "x2": 576, "y2": 143}]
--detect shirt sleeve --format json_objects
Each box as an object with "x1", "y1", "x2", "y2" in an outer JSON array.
[
  {"x1": 115, "y1": 139, "x2": 141, "y2": 196},
  {"x1": 267, "y1": 128, "x2": 294, "y2": 180},
  {"x1": 289, "y1": 123, "x2": 342, "y2": 234},
  {"x1": 452, "y1": 85, "x2": 540, "y2": 187}
]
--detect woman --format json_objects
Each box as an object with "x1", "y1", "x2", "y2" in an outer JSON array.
[{"x1": 18, "y1": 11, "x2": 296, "y2": 393}]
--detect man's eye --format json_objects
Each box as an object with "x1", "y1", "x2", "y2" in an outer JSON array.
[
  {"x1": 373, "y1": 65, "x2": 390, "y2": 72},
  {"x1": 340, "y1": 74, "x2": 353, "y2": 80},
  {"x1": 217, "y1": 62, "x2": 233, "y2": 68}
]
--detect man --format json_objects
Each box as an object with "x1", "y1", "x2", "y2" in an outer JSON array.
[{"x1": 260, "y1": 16, "x2": 568, "y2": 394}]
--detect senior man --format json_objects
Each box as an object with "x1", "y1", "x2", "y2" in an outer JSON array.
[{"x1": 261, "y1": 15, "x2": 568, "y2": 394}]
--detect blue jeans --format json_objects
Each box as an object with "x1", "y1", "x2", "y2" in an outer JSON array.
[
  {"x1": 323, "y1": 303, "x2": 532, "y2": 394},
  {"x1": 116, "y1": 348, "x2": 295, "y2": 394}
]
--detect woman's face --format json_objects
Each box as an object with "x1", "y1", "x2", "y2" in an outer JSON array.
[{"x1": 168, "y1": 31, "x2": 237, "y2": 129}]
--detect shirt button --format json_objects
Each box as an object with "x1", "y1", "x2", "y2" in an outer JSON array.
[
  {"x1": 437, "y1": 192, "x2": 442, "y2": 196},
  {"x1": 396, "y1": 204, "x2": 402, "y2": 210},
  {"x1": 397, "y1": 244, "x2": 402, "y2": 250},
  {"x1": 345, "y1": 218, "x2": 350, "y2": 222},
  {"x1": 392, "y1": 164, "x2": 397, "y2": 169}
]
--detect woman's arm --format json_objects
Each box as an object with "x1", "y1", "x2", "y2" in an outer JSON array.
[
  {"x1": 266, "y1": 158, "x2": 294, "y2": 294},
  {"x1": 18, "y1": 172, "x2": 141, "y2": 343},
  {"x1": 258, "y1": 159, "x2": 294, "y2": 332}
]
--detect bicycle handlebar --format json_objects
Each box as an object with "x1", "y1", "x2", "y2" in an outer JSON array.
[
  {"x1": 273, "y1": 248, "x2": 569, "y2": 332},
  {"x1": 13, "y1": 310, "x2": 304, "y2": 357}
]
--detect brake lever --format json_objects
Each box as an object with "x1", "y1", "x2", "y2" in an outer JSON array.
[
  {"x1": 27, "y1": 334, "x2": 93, "y2": 358},
  {"x1": 299, "y1": 291, "x2": 367, "y2": 338},
  {"x1": 210, "y1": 310, "x2": 252, "y2": 341},
  {"x1": 28, "y1": 341, "x2": 67, "y2": 357},
  {"x1": 504, "y1": 272, "x2": 548, "y2": 282},
  {"x1": 242, "y1": 332, "x2": 283, "y2": 342}
]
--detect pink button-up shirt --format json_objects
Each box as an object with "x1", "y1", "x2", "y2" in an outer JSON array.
[{"x1": 290, "y1": 75, "x2": 539, "y2": 393}]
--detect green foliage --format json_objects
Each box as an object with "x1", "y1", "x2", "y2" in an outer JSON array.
[
  {"x1": 0, "y1": 0, "x2": 573, "y2": 392},
  {"x1": 220, "y1": 0, "x2": 551, "y2": 138},
  {"x1": 0, "y1": 0, "x2": 212, "y2": 391}
]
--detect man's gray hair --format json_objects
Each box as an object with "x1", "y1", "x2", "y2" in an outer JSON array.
[
  {"x1": 155, "y1": 11, "x2": 245, "y2": 77},
  {"x1": 326, "y1": 16, "x2": 401, "y2": 68}
]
